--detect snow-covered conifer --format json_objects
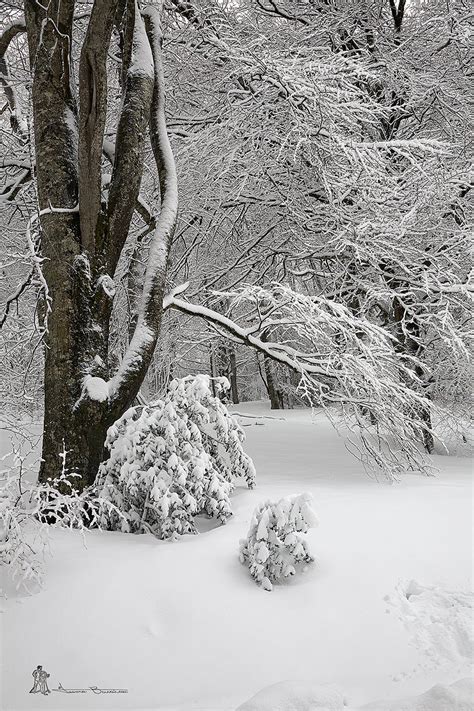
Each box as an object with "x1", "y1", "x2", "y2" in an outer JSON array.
[
  {"x1": 96, "y1": 375, "x2": 256, "y2": 539},
  {"x1": 239, "y1": 493, "x2": 317, "y2": 591}
]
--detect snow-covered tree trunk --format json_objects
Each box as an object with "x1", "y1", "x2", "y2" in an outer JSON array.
[
  {"x1": 22, "y1": 1, "x2": 178, "y2": 490},
  {"x1": 24, "y1": 1, "x2": 99, "y2": 487}
]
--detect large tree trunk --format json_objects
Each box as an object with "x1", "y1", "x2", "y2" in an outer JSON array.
[
  {"x1": 23, "y1": 0, "x2": 104, "y2": 488},
  {"x1": 24, "y1": 1, "x2": 178, "y2": 491},
  {"x1": 39, "y1": 263, "x2": 105, "y2": 488},
  {"x1": 263, "y1": 356, "x2": 284, "y2": 410}
]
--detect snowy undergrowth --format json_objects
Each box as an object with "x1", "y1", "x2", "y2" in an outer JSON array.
[
  {"x1": 239, "y1": 493, "x2": 317, "y2": 591},
  {"x1": 96, "y1": 375, "x2": 256, "y2": 539},
  {"x1": 0, "y1": 445, "x2": 120, "y2": 593}
]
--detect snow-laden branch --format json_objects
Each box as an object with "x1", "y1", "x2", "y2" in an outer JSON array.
[
  {"x1": 165, "y1": 283, "x2": 436, "y2": 480},
  {"x1": 0, "y1": 21, "x2": 26, "y2": 56},
  {"x1": 0, "y1": 19, "x2": 27, "y2": 137},
  {"x1": 167, "y1": 295, "x2": 333, "y2": 379},
  {"x1": 0, "y1": 169, "x2": 31, "y2": 203}
]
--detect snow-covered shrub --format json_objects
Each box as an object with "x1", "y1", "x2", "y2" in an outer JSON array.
[
  {"x1": 0, "y1": 445, "x2": 121, "y2": 592},
  {"x1": 239, "y1": 493, "x2": 317, "y2": 591},
  {"x1": 96, "y1": 375, "x2": 256, "y2": 539}
]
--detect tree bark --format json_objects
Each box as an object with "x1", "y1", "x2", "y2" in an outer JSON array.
[
  {"x1": 263, "y1": 356, "x2": 284, "y2": 410},
  {"x1": 23, "y1": 1, "x2": 178, "y2": 491},
  {"x1": 260, "y1": 330, "x2": 284, "y2": 409},
  {"x1": 212, "y1": 340, "x2": 240, "y2": 403},
  {"x1": 23, "y1": 1, "x2": 99, "y2": 488}
]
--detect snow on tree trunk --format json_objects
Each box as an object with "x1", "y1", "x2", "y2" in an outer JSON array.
[
  {"x1": 95, "y1": 375, "x2": 255, "y2": 539},
  {"x1": 20, "y1": 2, "x2": 178, "y2": 491}
]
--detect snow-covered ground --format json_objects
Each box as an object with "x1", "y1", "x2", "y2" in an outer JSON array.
[{"x1": 1, "y1": 403, "x2": 472, "y2": 710}]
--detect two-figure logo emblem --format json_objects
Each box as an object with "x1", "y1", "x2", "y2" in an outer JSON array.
[{"x1": 29, "y1": 665, "x2": 51, "y2": 695}]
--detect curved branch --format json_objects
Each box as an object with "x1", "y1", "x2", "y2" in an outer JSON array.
[
  {"x1": 106, "y1": 3, "x2": 178, "y2": 416},
  {"x1": 0, "y1": 19, "x2": 27, "y2": 136},
  {"x1": 0, "y1": 21, "x2": 26, "y2": 58}
]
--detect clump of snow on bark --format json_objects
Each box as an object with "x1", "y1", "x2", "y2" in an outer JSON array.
[
  {"x1": 385, "y1": 579, "x2": 474, "y2": 670},
  {"x1": 239, "y1": 493, "x2": 317, "y2": 591},
  {"x1": 235, "y1": 680, "x2": 346, "y2": 711},
  {"x1": 82, "y1": 375, "x2": 109, "y2": 402},
  {"x1": 96, "y1": 274, "x2": 115, "y2": 298},
  {"x1": 96, "y1": 375, "x2": 256, "y2": 539}
]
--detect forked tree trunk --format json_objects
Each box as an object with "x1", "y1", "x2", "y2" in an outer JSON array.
[{"x1": 24, "y1": 1, "x2": 178, "y2": 490}]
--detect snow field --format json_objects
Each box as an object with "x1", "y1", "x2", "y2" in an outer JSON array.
[{"x1": 1, "y1": 403, "x2": 472, "y2": 710}]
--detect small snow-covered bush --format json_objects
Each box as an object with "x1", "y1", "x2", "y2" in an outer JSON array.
[
  {"x1": 96, "y1": 375, "x2": 256, "y2": 539},
  {"x1": 239, "y1": 493, "x2": 317, "y2": 591}
]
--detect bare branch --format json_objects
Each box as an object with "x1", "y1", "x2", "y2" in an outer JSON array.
[{"x1": 0, "y1": 269, "x2": 33, "y2": 330}]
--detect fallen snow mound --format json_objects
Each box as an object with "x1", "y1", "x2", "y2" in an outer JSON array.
[
  {"x1": 235, "y1": 681, "x2": 347, "y2": 710},
  {"x1": 236, "y1": 678, "x2": 474, "y2": 711},
  {"x1": 359, "y1": 677, "x2": 474, "y2": 710},
  {"x1": 385, "y1": 579, "x2": 473, "y2": 669}
]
